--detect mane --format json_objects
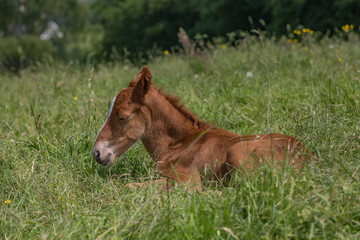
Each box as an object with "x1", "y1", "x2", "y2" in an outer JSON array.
[
  {"x1": 129, "y1": 70, "x2": 211, "y2": 131},
  {"x1": 156, "y1": 87, "x2": 211, "y2": 130}
]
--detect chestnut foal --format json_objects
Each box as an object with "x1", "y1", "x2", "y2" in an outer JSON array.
[{"x1": 92, "y1": 66, "x2": 314, "y2": 190}]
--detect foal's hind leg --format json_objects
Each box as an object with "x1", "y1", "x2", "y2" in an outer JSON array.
[{"x1": 225, "y1": 142, "x2": 260, "y2": 172}]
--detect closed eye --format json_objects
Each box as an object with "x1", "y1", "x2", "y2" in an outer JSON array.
[{"x1": 118, "y1": 115, "x2": 130, "y2": 121}]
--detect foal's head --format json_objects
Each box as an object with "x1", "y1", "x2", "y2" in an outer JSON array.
[{"x1": 92, "y1": 67, "x2": 152, "y2": 166}]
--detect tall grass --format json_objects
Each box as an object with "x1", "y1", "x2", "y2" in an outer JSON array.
[{"x1": 1, "y1": 34, "x2": 359, "y2": 239}]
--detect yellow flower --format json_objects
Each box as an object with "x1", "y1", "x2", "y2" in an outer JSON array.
[
  {"x1": 293, "y1": 39, "x2": 299, "y2": 43},
  {"x1": 338, "y1": 57, "x2": 342, "y2": 62},
  {"x1": 303, "y1": 46, "x2": 309, "y2": 50},
  {"x1": 4, "y1": 200, "x2": 11, "y2": 204},
  {"x1": 287, "y1": 39, "x2": 293, "y2": 43},
  {"x1": 293, "y1": 30, "x2": 302, "y2": 35},
  {"x1": 220, "y1": 44, "x2": 227, "y2": 50},
  {"x1": 342, "y1": 24, "x2": 351, "y2": 32},
  {"x1": 302, "y1": 28, "x2": 314, "y2": 34},
  {"x1": 164, "y1": 50, "x2": 169, "y2": 55},
  {"x1": 73, "y1": 97, "x2": 78, "y2": 101}
]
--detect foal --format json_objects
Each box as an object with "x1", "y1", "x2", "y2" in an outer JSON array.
[{"x1": 92, "y1": 66, "x2": 314, "y2": 190}]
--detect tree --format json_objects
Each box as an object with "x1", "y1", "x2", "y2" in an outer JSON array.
[
  {"x1": 0, "y1": 0, "x2": 89, "y2": 37},
  {"x1": 92, "y1": 0, "x2": 199, "y2": 59}
]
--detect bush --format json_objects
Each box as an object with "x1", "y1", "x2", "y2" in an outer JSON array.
[
  {"x1": 92, "y1": 0, "x2": 360, "y2": 61},
  {"x1": 0, "y1": 36, "x2": 54, "y2": 71},
  {"x1": 63, "y1": 25, "x2": 104, "y2": 64}
]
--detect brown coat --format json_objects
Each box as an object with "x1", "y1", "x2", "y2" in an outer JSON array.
[{"x1": 92, "y1": 66, "x2": 315, "y2": 190}]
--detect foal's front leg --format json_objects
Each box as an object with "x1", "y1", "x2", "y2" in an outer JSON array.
[
  {"x1": 165, "y1": 165, "x2": 202, "y2": 191},
  {"x1": 125, "y1": 166, "x2": 202, "y2": 191},
  {"x1": 125, "y1": 179, "x2": 169, "y2": 190}
]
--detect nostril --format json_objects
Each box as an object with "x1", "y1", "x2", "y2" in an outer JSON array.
[
  {"x1": 95, "y1": 150, "x2": 100, "y2": 159},
  {"x1": 92, "y1": 149, "x2": 101, "y2": 160}
]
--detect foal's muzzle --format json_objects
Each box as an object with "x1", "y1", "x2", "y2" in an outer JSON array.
[{"x1": 92, "y1": 144, "x2": 116, "y2": 166}]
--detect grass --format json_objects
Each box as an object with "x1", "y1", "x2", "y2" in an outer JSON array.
[{"x1": 1, "y1": 35, "x2": 360, "y2": 239}]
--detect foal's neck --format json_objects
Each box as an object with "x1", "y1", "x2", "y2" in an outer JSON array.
[{"x1": 140, "y1": 89, "x2": 204, "y2": 161}]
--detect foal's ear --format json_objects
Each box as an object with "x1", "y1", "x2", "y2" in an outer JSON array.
[{"x1": 131, "y1": 66, "x2": 152, "y2": 103}]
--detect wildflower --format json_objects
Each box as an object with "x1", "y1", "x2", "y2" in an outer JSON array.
[
  {"x1": 4, "y1": 200, "x2": 11, "y2": 204},
  {"x1": 73, "y1": 97, "x2": 78, "y2": 101},
  {"x1": 302, "y1": 28, "x2": 314, "y2": 34},
  {"x1": 164, "y1": 50, "x2": 169, "y2": 55},
  {"x1": 246, "y1": 72, "x2": 253, "y2": 78},
  {"x1": 342, "y1": 24, "x2": 353, "y2": 32},
  {"x1": 338, "y1": 57, "x2": 342, "y2": 62},
  {"x1": 293, "y1": 30, "x2": 302, "y2": 35},
  {"x1": 293, "y1": 39, "x2": 300, "y2": 43},
  {"x1": 303, "y1": 46, "x2": 309, "y2": 50},
  {"x1": 220, "y1": 44, "x2": 227, "y2": 50},
  {"x1": 287, "y1": 39, "x2": 293, "y2": 43}
]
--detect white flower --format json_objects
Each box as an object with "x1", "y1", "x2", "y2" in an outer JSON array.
[{"x1": 246, "y1": 72, "x2": 253, "y2": 78}]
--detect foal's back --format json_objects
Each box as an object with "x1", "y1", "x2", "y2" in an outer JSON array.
[
  {"x1": 165, "y1": 126, "x2": 313, "y2": 182},
  {"x1": 224, "y1": 132, "x2": 311, "y2": 170}
]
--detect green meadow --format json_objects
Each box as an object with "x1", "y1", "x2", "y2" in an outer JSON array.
[{"x1": 1, "y1": 35, "x2": 359, "y2": 239}]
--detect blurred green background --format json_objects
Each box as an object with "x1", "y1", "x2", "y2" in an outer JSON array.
[{"x1": 1, "y1": 0, "x2": 360, "y2": 70}]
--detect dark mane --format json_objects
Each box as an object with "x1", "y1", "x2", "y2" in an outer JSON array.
[{"x1": 156, "y1": 87, "x2": 211, "y2": 130}]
